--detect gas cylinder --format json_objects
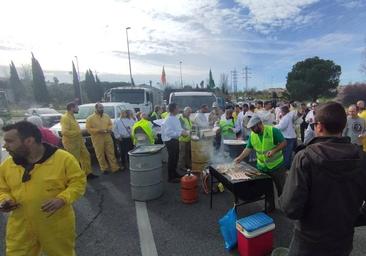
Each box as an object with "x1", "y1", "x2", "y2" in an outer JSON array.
[{"x1": 181, "y1": 169, "x2": 198, "y2": 204}]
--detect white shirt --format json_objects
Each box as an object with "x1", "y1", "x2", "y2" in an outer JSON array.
[
  {"x1": 161, "y1": 115, "x2": 183, "y2": 142},
  {"x1": 258, "y1": 109, "x2": 276, "y2": 125},
  {"x1": 194, "y1": 112, "x2": 209, "y2": 129},
  {"x1": 275, "y1": 112, "x2": 297, "y2": 139},
  {"x1": 113, "y1": 118, "x2": 135, "y2": 139},
  {"x1": 305, "y1": 110, "x2": 315, "y2": 124}
]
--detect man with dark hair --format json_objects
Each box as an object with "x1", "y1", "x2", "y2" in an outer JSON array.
[
  {"x1": 161, "y1": 103, "x2": 189, "y2": 182},
  {"x1": 235, "y1": 114, "x2": 287, "y2": 204},
  {"x1": 255, "y1": 100, "x2": 264, "y2": 111},
  {"x1": 299, "y1": 103, "x2": 310, "y2": 142},
  {"x1": 61, "y1": 102, "x2": 93, "y2": 178},
  {"x1": 280, "y1": 102, "x2": 366, "y2": 255},
  {"x1": 86, "y1": 103, "x2": 121, "y2": 174},
  {"x1": 0, "y1": 121, "x2": 86, "y2": 255}
]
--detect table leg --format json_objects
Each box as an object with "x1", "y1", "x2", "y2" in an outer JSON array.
[
  {"x1": 234, "y1": 195, "x2": 239, "y2": 213},
  {"x1": 210, "y1": 172, "x2": 213, "y2": 209}
]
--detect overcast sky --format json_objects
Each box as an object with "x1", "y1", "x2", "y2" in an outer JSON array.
[{"x1": 0, "y1": 0, "x2": 365, "y2": 90}]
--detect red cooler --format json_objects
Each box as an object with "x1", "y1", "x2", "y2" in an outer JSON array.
[{"x1": 236, "y1": 212, "x2": 275, "y2": 256}]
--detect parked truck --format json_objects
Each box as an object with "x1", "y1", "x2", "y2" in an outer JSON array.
[{"x1": 104, "y1": 86, "x2": 163, "y2": 114}]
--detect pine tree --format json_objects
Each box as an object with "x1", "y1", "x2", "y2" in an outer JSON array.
[
  {"x1": 9, "y1": 61, "x2": 25, "y2": 103},
  {"x1": 72, "y1": 61, "x2": 81, "y2": 101},
  {"x1": 208, "y1": 69, "x2": 215, "y2": 89},
  {"x1": 31, "y1": 53, "x2": 49, "y2": 104},
  {"x1": 85, "y1": 69, "x2": 102, "y2": 102}
]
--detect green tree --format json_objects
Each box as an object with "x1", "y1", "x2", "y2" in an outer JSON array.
[
  {"x1": 337, "y1": 83, "x2": 366, "y2": 106},
  {"x1": 72, "y1": 61, "x2": 81, "y2": 101},
  {"x1": 286, "y1": 56, "x2": 341, "y2": 101},
  {"x1": 219, "y1": 73, "x2": 229, "y2": 94},
  {"x1": 208, "y1": 69, "x2": 215, "y2": 89},
  {"x1": 31, "y1": 53, "x2": 49, "y2": 104},
  {"x1": 9, "y1": 61, "x2": 25, "y2": 103},
  {"x1": 85, "y1": 69, "x2": 102, "y2": 102}
]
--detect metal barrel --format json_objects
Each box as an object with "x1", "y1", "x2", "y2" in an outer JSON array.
[
  {"x1": 129, "y1": 145, "x2": 165, "y2": 201},
  {"x1": 191, "y1": 138, "x2": 213, "y2": 173}
]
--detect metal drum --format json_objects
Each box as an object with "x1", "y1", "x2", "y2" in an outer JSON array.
[
  {"x1": 223, "y1": 140, "x2": 247, "y2": 159},
  {"x1": 128, "y1": 144, "x2": 165, "y2": 201},
  {"x1": 191, "y1": 137, "x2": 214, "y2": 173}
]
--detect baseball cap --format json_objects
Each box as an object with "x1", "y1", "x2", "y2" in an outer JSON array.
[
  {"x1": 212, "y1": 102, "x2": 218, "y2": 108},
  {"x1": 247, "y1": 114, "x2": 262, "y2": 128}
]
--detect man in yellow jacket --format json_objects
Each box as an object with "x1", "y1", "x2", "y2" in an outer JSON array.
[
  {"x1": 60, "y1": 102, "x2": 94, "y2": 178},
  {"x1": 86, "y1": 103, "x2": 121, "y2": 173},
  {"x1": 0, "y1": 121, "x2": 86, "y2": 256}
]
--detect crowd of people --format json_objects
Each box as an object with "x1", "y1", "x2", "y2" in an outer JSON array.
[{"x1": 0, "y1": 98, "x2": 365, "y2": 255}]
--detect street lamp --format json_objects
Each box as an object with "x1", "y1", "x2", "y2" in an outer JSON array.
[
  {"x1": 74, "y1": 56, "x2": 83, "y2": 104},
  {"x1": 125, "y1": 27, "x2": 135, "y2": 86},
  {"x1": 179, "y1": 61, "x2": 183, "y2": 88}
]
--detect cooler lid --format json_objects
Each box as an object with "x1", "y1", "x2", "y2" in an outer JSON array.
[
  {"x1": 237, "y1": 212, "x2": 274, "y2": 232},
  {"x1": 223, "y1": 140, "x2": 247, "y2": 145},
  {"x1": 129, "y1": 144, "x2": 165, "y2": 155}
]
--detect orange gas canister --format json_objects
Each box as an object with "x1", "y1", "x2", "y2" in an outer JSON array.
[{"x1": 181, "y1": 169, "x2": 198, "y2": 204}]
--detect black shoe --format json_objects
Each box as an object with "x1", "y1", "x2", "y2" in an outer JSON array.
[
  {"x1": 168, "y1": 177, "x2": 181, "y2": 183},
  {"x1": 102, "y1": 171, "x2": 110, "y2": 175},
  {"x1": 87, "y1": 173, "x2": 99, "y2": 179}
]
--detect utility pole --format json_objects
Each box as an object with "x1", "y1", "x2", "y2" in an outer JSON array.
[
  {"x1": 74, "y1": 56, "x2": 82, "y2": 104},
  {"x1": 179, "y1": 61, "x2": 183, "y2": 88},
  {"x1": 126, "y1": 27, "x2": 135, "y2": 86},
  {"x1": 242, "y1": 66, "x2": 251, "y2": 97},
  {"x1": 231, "y1": 69, "x2": 238, "y2": 95}
]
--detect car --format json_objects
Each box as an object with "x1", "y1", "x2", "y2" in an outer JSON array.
[
  {"x1": 50, "y1": 102, "x2": 135, "y2": 157},
  {"x1": 25, "y1": 108, "x2": 62, "y2": 128}
]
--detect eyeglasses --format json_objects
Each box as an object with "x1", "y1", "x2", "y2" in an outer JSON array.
[{"x1": 311, "y1": 105, "x2": 318, "y2": 108}]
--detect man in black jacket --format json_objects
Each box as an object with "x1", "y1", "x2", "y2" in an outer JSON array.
[{"x1": 280, "y1": 102, "x2": 366, "y2": 256}]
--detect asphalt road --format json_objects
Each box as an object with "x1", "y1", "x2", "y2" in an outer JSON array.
[{"x1": 1, "y1": 153, "x2": 366, "y2": 255}]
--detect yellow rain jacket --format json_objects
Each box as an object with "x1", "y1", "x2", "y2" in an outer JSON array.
[
  {"x1": 86, "y1": 113, "x2": 120, "y2": 172},
  {"x1": 0, "y1": 145, "x2": 86, "y2": 256},
  {"x1": 60, "y1": 112, "x2": 91, "y2": 175}
]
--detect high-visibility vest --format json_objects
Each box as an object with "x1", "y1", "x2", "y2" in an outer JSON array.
[
  {"x1": 131, "y1": 119, "x2": 155, "y2": 145},
  {"x1": 233, "y1": 112, "x2": 238, "y2": 122},
  {"x1": 219, "y1": 119, "x2": 236, "y2": 139},
  {"x1": 150, "y1": 111, "x2": 160, "y2": 120},
  {"x1": 161, "y1": 112, "x2": 169, "y2": 119},
  {"x1": 250, "y1": 125, "x2": 284, "y2": 171},
  {"x1": 179, "y1": 116, "x2": 192, "y2": 142}
]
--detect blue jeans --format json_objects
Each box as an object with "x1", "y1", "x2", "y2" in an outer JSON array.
[{"x1": 284, "y1": 138, "x2": 297, "y2": 169}]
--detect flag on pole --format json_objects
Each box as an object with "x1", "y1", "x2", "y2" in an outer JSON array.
[{"x1": 161, "y1": 66, "x2": 166, "y2": 86}]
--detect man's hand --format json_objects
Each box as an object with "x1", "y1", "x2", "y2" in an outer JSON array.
[
  {"x1": 41, "y1": 198, "x2": 65, "y2": 214},
  {"x1": 234, "y1": 156, "x2": 242, "y2": 164},
  {"x1": 266, "y1": 150, "x2": 274, "y2": 158},
  {"x1": 0, "y1": 200, "x2": 19, "y2": 213}
]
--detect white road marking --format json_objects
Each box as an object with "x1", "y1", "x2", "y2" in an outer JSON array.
[{"x1": 135, "y1": 201, "x2": 158, "y2": 256}]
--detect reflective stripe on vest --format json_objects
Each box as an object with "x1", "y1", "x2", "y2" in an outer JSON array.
[
  {"x1": 179, "y1": 116, "x2": 192, "y2": 142},
  {"x1": 250, "y1": 125, "x2": 284, "y2": 170},
  {"x1": 131, "y1": 119, "x2": 155, "y2": 145}
]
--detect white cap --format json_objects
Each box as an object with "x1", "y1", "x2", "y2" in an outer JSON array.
[
  {"x1": 246, "y1": 114, "x2": 262, "y2": 129},
  {"x1": 212, "y1": 102, "x2": 219, "y2": 108}
]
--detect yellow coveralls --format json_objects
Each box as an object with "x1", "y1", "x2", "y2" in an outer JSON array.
[
  {"x1": 60, "y1": 112, "x2": 92, "y2": 175},
  {"x1": 86, "y1": 113, "x2": 120, "y2": 172},
  {"x1": 0, "y1": 149, "x2": 86, "y2": 256}
]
